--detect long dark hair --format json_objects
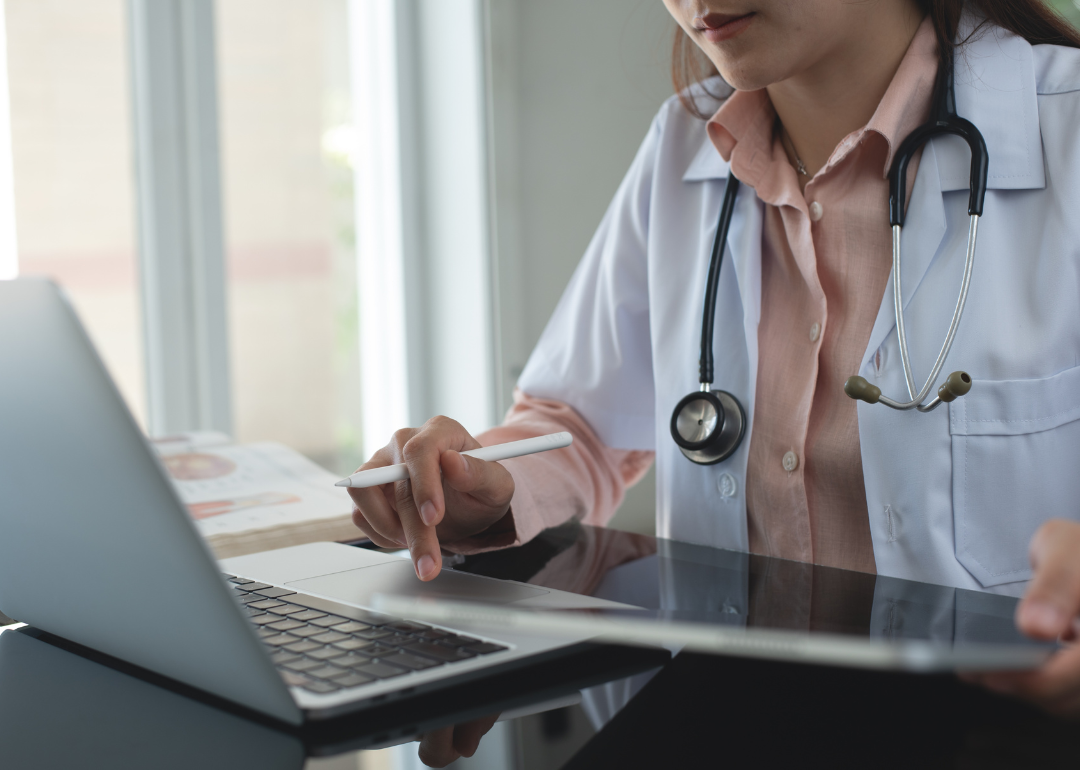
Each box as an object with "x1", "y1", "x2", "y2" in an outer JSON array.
[{"x1": 673, "y1": 0, "x2": 1080, "y2": 118}]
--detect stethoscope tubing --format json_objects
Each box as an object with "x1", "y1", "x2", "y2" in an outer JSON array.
[
  {"x1": 885, "y1": 214, "x2": 979, "y2": 412},
  {"x1": 698, "y1": 176, "x2": 741, "y2": 387}
]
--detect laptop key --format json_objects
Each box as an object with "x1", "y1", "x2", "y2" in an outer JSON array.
[
  {"x1": 244, "y1": 582, "x2": 272, "y2": 592},
  {"x1": 303, "y1": 680, "x2": 342, "y2": 693},
  {"x1": 441, "y1": 634, "x2": 480, "y2": 646},
  {"x1": 355, "y1": 662, "x2": 408, "y2": 680},
  {"x1": 271, "y1": 651, "x2": 300, "y2": 665},
  {"x1": 416, "y1": 629, "x2": 451, "y2": 640},
  {"x1": 466, "y1": 642, "x2": 508, "y2": 655},
  {"x1": 332, "y1": 638, "x2": 372, "y2": 652},
  {"x1": 307, "y1": 647, "x2": 346, "y2": 661},
  {"x1": 284, "y1": 658, "x2": 323, "y2": 673},
  {"x1": 283, "y1": 640, "x2": 322, "y2": 654},
  {"x1": 310, "y1": 616, "x2": 348, "y2": 628},
  {"x1": 241, "y1": 594, "x2": 269, "y2": 605},
  {"x1": 249, "y1": 599, "x2": 285, "y2": 610},
  {"x1": 332, "y1": 621, "x2": 371, "y2": 634},
  {"x1": 254, "y1": 587, "x2": 296, "y2": 599},
  {"x1": 267, "y1": 619, "x2": 305, "y2": 632},
  {"x1": 251, "y1": 614, "x2": 282, "y2": 626},
  {"x1": 222, "y1": 573, "x2": 236, "y2": 579},
  {"x1": 281, "y1": 671, "x2": 313, "y2": 687},
  {"x1": 268, "y1": 604, "x2": 307, "y2": 616},
  {"x1": 357, "y1": 643, "x2": 396, "y2": 658},
  {"x1": 379, "y1": 651, "x2": 442, "y2": 671},
  {"x1": 291, "y1": 610, "x2": 326, "y2": 622},
  {"x1": 263, "y1": 633, "x2": 298, "y2": 646},
  {"x1": 289, "y1": 626, "x2": 326, "y2": 638},
  {"x1": 311, "y1": 631, "x2": 348, "y2": 644},
  {"x1": 308, "y1": 665, "x2": 348, "y2": 680},
  {"x1": 355, "y1": 628, "x2": 394, "y2": 641},
  {"x1": 334, "y1": 672, "x2": 375, "y2": 688},
  {"x1": 386, "y1": 621, "x2": 427, "y2": 633},
  {"x1": 402, "y1": 641, "x2": 476, "y2": 662},
  {"x1": 334, "y1": 653, "x2": 373, "y2": 669}
]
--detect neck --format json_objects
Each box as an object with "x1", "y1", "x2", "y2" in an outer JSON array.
[{"x1": 767, "y1": 6, "x2": 924, "y2": 184}]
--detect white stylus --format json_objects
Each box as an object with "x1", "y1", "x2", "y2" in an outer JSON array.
[{"x1": 334, "y1": 432, "x2": 573, "y2": 489}]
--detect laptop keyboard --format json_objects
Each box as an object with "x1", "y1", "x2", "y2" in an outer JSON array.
[{"x1": 224, "y1": 573, "x2": 509, "y2": 695}]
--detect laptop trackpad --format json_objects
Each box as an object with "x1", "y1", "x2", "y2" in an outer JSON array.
[{"x1": 287, "y1": 562, "x2": 549, "y2": 607}]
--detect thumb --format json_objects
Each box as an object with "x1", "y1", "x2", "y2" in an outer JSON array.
[{"x1": 1016, "y1": 520, "x2": 1080, "y2": 640}]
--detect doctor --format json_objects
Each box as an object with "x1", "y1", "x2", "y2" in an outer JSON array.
[{"x1": 350, "y1": 0, "x2": 1080, "y2": 715}]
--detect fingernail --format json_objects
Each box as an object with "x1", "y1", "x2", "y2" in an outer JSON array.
[
  {"x1": 417, "y1": 554, "x2": 436, "y2": 580},
  {"x1": 1019, "y1": 602, "x2": 1066, "y2": 634},
  {"x1": 420, "y1": 501, "x2": 438, "y2": 526}
]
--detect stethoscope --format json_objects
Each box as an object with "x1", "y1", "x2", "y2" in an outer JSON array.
[{"x1": 671, "y1": 49, "x2": 989, "y2": 466}]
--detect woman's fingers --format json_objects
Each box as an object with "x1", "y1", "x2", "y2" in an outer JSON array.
[
  {"x1": 1017, "y1": 520, "x2": 1080, "y2": 640},
  {"x1": 451, "y1": 713, "x2": 500, "y2": 757},
  {"x1": 966, "y1": 645, "x2": 1080, "y2": 718},
  {"x1": 395, "y1": 479, "x2": 442, "y2": 581},
  {"x1": 401, "y1": 416, "x2": 481, "y2": 528},
  {"x1": 345, "y1": 416, "x2": 510, "y2": 581},
  {"x1": 348, "y1": 486, "x2": 405, "y2": 547},
  {"x1": 349, "y1": 508, "x2": 403, "y2": 549},
  {"x1": 417, "y1": 726, "x2": 459, "y2": 768},
  {"x1": 415, "y1": 715, "x2": 501, "y2": 768},
  {"x1": 440, "y1": 450, "x2": 515, "y2": 506}
]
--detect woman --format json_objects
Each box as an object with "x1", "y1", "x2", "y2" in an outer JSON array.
[{"x1": 350, "y1": 1, "x2": 1080, "y2": 715}]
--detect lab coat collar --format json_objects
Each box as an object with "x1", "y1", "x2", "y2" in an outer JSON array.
[
  {"x1": 683, "y1": 137, "x2": 730, "y2": 183},
  {"x1": 681, "y1": 21, "x2": 1045, "y2": 193},
  {"x1": 940, "y1": 19, "x2": 1044, "y2": 192}
]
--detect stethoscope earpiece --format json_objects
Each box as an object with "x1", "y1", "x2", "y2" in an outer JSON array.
[{"x1": 670, "y1": 388, "x2": 746, "y2": 465}]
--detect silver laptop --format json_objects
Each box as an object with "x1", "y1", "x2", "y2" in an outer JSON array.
[{"x1": 0, "y1": 278, "x2": 622, "y2": 725}]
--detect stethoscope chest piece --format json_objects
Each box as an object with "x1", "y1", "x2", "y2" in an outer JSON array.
[{"x1": 670, "y1": 388, "x2": 746, "y2": 465}]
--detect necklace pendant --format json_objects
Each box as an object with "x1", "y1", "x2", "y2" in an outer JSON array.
[{"x1": 796, "y1": 159, "x2": 809, "y2": 177}]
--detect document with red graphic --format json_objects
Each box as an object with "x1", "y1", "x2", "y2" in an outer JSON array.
[{"x1": 153, "y1": 433, "x2": 358, "y2": 558}]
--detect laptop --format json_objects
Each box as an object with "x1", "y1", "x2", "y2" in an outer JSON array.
[{"x1": 0, "y1": 278, "x2": 626, "y2": 725}]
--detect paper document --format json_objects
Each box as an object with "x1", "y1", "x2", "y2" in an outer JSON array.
[{"x1": 153, "y1": 433, "x2": 359, "y2": 558}]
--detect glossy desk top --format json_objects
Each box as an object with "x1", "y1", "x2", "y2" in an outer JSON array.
[{"x1": 1, "y1": 523, "x2": 1077, "y2": 769}]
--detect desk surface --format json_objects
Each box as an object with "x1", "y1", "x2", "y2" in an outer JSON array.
[{"x1": 2, "y1": 523, "x2": 1078, "y2": 769}]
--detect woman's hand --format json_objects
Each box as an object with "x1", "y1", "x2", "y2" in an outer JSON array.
[
  {"x1": 416, "y1": 713, "x2": 500, "y2": 767},
  {"x1": 347, "y1": 416, "x2": 515, "y2": 581},
  {"x1": 962, "y1": 519, "x2": 1080, "y2": 716}
]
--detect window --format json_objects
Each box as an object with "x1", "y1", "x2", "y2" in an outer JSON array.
[
  {"x1": 5, "y1": 0, "x2": 146, "y2": 425},
  {"x1": 216, "y1": 0, "x2": 361, "y2": 474}
]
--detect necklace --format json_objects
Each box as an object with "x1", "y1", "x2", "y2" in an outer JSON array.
[{"x1": 779, "y1": 125, "x2": 809, "y2": 177}]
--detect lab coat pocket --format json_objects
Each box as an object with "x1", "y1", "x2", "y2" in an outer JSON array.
[{"x1": 949, "y1": 365, "x2": 1080, "y2": 588}]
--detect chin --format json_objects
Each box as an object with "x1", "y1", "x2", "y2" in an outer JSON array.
[{"x1": 715, "y1": 61, "x2": 777, "y2": 92}]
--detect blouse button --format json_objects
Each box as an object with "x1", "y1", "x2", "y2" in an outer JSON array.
[
  {"x1": 809, "y1": 322, "x2": 821, "y2": 343},
  {"x1": 809, "y1": 201, "x2": 823, "y2": 221},
  {"x1": 782, "y1": 451, "x2": 799, "y2": 472}
]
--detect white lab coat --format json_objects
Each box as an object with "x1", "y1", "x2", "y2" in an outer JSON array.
[{"x1": 517, "y1": 25, "x2": 1080, "y2": 596}]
